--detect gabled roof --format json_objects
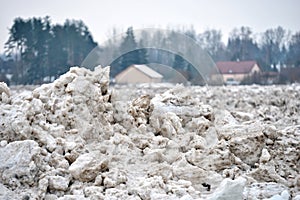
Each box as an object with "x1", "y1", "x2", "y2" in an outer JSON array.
[
  {"x1": 216, "y1": 61, "x2": 258, "y2": 74},
  {"x1": 132, "y1": 64, "x2": 163, "y2": 79}
]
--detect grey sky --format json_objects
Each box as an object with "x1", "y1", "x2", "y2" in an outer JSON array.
[{"x1": 0, "y1": 0, "x2": 299, "y2": 53}]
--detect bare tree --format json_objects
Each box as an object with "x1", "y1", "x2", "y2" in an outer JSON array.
[
  {"x1": 198, "y1": 29, "x2": 226, "y2": 61},
  {"x1": 261, "y1": 26, "x2": 289, "y2": 70}
]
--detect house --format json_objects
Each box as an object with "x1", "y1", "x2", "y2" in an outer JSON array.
[
  {"x1": 115, "y1": 64, "x2": 163, "y2": 84},
  {"x1": 216, "y1": 61, "x2": 261, "y2": 84}
]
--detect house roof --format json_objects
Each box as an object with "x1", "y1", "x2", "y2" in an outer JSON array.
[
  {"x1": 216, "y1": 61, "x2": 258, "y2": 74},
  {"x1": 132, "y1": 64, "x2": 163, "y2": 79}
]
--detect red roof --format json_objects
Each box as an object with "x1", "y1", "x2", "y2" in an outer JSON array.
[{"x1": 216, "y1": 61, "x2": 258, "y2": 74}]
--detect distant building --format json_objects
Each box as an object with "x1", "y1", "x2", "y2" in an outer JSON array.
[
  {"x1": 115, "y1": 64, "x2": 163, "y2": 84},
  {"x1": 280, "y1": 67, "x2": 300, "y2": 83},
  {"x1": 216, "y1": 61, "x2": 261, "y2": 84}
]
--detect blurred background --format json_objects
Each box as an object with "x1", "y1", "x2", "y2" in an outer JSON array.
[{"x1": 0, "y1": 0, "x2": 299, "y2": 85}]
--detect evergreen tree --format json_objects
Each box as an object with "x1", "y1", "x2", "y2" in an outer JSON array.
[
  {"x1": 172, "y1": 54, "x2": 188, "y2": 81},
  {"x1": 5, "y1": 18, "x2": 27, "y2": 84},
  {"x1": 173, "y1": 54, "x2": 185, "y2": 70},
  {"x1": 25, "y1": 17, "x2": 52, "y2": 84},
  {"x1": 227, "y1": 27, "x2": 258, "y2": 61},
  {"x1": 48, "y1": 24, "x2": 68, "y2": 78},
  {"x1": 119, "y1": 27, "x2": 139, "y2": 69},
  {"x1": 111, "y1": 27, "x2": 148, "y2": 77},
  {"x1": 5, "y1": 17, "x2": 97, "y2": 84}
]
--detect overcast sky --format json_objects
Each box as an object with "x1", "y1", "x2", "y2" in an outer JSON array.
[{"x1": 0, "y1": 0, "x2": 299, "y2": 53}]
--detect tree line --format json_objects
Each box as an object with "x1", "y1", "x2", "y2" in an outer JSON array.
[
  {"x1": 1, "y1": 16, "x2": 300, "y2": 85},
  {"x1": 107, "y1": 26, "x2": 300, "y2": 84},
  {"x1": 2, "y1": 16, "x2": 97, "y2": 84}
]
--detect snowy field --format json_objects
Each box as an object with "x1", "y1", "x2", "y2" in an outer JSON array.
[{"x1": 0, "y1": 66, "x2": 299, "y2": 199}]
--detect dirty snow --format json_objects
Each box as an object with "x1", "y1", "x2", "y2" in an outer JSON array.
[{"x1": 0, "y1": 66, "x2": 299, "y2": 200}]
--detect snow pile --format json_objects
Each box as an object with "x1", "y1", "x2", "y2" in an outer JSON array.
[
  {"x1": 0, "y1": 82, "x2": 10, "y2": 103},
  {"x1": 0, "y1": 67, "x2": 299, "y2": 199}
]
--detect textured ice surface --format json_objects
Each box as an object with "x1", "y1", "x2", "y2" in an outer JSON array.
[{"x1": 0, "y1": 68, "x2": 299, "y2": 199}]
